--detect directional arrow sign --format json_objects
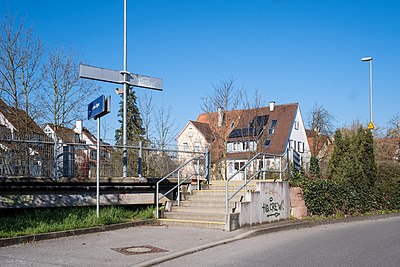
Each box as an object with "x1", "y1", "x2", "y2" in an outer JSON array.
[{"x1": 79, "y1": 64, "x2": 163, "y2": 91}]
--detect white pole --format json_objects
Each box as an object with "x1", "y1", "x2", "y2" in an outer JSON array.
[
  {"x1": 122, "y1": 0, "x2": 128, "y2": 177},
  {"x1": 96, "y1": 117, "x2": 101, "y2": 218},
  {"x1": 369, "y1": 59, "x2": 373, "y2": 124}
]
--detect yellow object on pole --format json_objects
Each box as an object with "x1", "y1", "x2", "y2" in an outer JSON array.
[{"x1": 367, "y1": 121, "x2": 375, "y2": 130}]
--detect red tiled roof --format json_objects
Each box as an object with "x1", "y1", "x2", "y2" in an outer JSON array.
[
  {"x1": 306, "y1": 130, "x2": 332, "y2": 157},
  {"x1": 195, "y1": 103, "x2": 299, "y2": 161},
  {"x1": 0, "y1": 98, "x2": 43, "y2": 135},
  {"x1": 190, "y1": 121, "x2": 215, "y2": 143}
]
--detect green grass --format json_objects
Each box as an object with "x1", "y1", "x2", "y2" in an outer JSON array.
[{"x1": 0, "y1": 206, "x2": 154, "y2": 239}]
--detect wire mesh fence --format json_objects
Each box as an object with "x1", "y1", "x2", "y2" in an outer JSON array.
[{"x1": 0, "y1": 130, "x2": 207, "y2": 180}]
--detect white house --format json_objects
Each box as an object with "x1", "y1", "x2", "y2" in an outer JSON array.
[{"x1": 177, "y1": 102, "x2": 311, "y2": 180}]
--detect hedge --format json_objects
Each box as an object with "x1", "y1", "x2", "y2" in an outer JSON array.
[{"x1": 291, "y1": 177, "x2": 400, "y2": 216}]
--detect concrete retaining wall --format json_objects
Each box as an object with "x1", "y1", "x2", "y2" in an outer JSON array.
[{"x1": 236, "y1": 181, "x2": 290, "y2": 228}]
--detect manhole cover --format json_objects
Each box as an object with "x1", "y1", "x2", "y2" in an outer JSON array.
[{"x1": 112, "y1": 245, "x2": 168, "y2": 255}]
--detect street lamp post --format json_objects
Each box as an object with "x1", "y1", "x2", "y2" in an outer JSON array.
[{"x1": 361, "y1": 56, "x2": 373, "y2": 128}]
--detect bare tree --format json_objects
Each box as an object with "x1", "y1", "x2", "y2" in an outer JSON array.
[
  {"x1": 307, "y1": 103, "x2": 335, "y2": 136},
  {"x1": 201, "y1": 78, "x2": 242, "y2": 180},
  {"x1": 201, "y1": 78, "x2": 241, "y2": 114},
  {"x1": 154, "y1": 104, "x2": 177, "y2": 149},
  {"x1": 101, "y1": 119, "x2": 112, "y2": 142},
  {"x1": 138, "y1": 92, "x2": 154, "y2": 145},
  {"x1": 241, "y1": 89, "x2": 265, "y2": 110},
  {"x1": 0, "y1": 12, "x2": 42, "y2": 130},
  {"x1": 387, "y1": 114, "x2": 400, "y2": 139},
  {"x1": 39, "y1": 48, "x2": 99, "y2": 130}
]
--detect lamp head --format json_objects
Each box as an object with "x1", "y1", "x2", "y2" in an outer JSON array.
[{"x1": 361, "y1": 57, "x2": 373, "y2": 62}]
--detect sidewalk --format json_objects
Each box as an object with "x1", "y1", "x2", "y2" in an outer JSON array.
[{"x1": 0, "y1": 213, "x2": 399, "y2": 267}]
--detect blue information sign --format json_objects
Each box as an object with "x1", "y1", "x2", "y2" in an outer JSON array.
[{"x1": 88, "y1": 95, "x2": 107, "y2": 120}]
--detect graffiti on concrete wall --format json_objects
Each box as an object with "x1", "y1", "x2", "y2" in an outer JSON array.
[
  {"x1": 262, "y1": 196, "x2": 285, "y2": 217},
  {"x1": 261, "y1": 185, "x2": 286, "y2": 219}
]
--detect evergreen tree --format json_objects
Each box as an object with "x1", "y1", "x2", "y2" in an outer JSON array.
[
  {"x1": 115, "y1": 90, "x2": 145, "y2": 145},
  {"x1": 310, "y1": 156, "x2": 321, "y2": 178},
  {"x1": 328, "y1": 127, "x2": 377, "y2": 189},
  {"x1": 328, "y1": 130, "x2": 347, "y2": 179},
  {"x1": 114, "y1": 90, "x2": 145, "y2": 177},
  {"x1": 360, "y1": 128, "x2": 377, "y2": 186}
]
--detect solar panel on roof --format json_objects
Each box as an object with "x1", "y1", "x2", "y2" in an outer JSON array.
[{"x1": 228, "y1": 115, "x2": 269, "y2": 139}]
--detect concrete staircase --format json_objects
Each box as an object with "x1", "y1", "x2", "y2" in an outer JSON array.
[{"x1": 159, "y1": 180, "x2": 257, "y2": 230}]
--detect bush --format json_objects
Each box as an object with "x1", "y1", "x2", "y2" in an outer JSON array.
[{"x1": 293, "y1": 175, "x2": 400, "y2": 217}]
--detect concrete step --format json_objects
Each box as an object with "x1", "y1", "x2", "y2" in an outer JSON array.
[
  {"x1": 171, "y1": 205, "x2": 236, "y2": 214},
  {"x1": 186, "y1": 192, "x2": 244, "y2": 202},
  {"x1": 179, "y1": 200, "x2": 234, "y2": 208},
  {"x1": 164, "y1": 211, "x2": 226, "y2": 222},
  {"x1": 208, "y1": 182, "x2": 258, "y2": 191},
  {"x1": 158, "y1": 218, "x2": 225, "y2": 230}
]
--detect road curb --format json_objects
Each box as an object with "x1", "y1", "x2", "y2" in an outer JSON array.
[
  {"x1": 0, "y1": 219, "x2": 158, "y2": 248},
  {"x1": 134, "y1": 213, "x2": 400, "y2": 267}
]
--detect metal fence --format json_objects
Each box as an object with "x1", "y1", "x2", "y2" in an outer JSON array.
[{"x1": 0, "y1": 132, "x2": 206, "y2": 180}]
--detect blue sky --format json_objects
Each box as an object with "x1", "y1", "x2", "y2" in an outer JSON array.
[{"x1": 1, "y1": 0, "x2": 400, "y2": 142}]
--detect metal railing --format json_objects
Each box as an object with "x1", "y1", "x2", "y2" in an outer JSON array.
[
  {"x1": 156, "y1": 153, "x2": 208, "y2": 219},
  {"x1": 0, "y1": 131, "x2": 208, "y2": 180},
  {"x1": 225, "y1": 150, "x2": 290, "y2": 218}
]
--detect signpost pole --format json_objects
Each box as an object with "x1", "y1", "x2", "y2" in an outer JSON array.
[
  {"x1": 122, "y1": 0, "x2": 128, "y2": 177},
  {"x1": 96, "y1": 117, "x2": 101, "y2": 218}
]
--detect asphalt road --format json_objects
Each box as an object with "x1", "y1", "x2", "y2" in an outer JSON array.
[{"x1": 158, "y1": 216, "x2": 400, "y2": 267}]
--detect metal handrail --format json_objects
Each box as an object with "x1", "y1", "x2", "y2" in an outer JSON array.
[
  {"x1": 156, "y1": 155, "x2": 206, "y2": 219},
  {"x1": 225, "y1": 151, "x2": 289, "y2": 217}
]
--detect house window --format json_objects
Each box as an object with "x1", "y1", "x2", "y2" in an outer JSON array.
[
  {"x1": 187, "y1": 127, "x2": 193, "y2": 137},
  {"x1": 298, "y1": 141, "x2": 304, "y2": 153},
  {"x1": 183, "y1": 142, "x2": 188, "y2": 151},
  {"x1": 74, "y1": 133, "x2": 80, "y2": 143},
  {"x1": 250, "y1": 141, "x2": 257, "y2": 151},
  {"x1": 293, "y1": 140, "x2": 297, "y2": 151},
  {"x1": 194, "y1": 142, "x2": 200, "y2": 151},
  {"x1": 227, "y1": 142, "x2": 233, "y2": 152},
  {"x1": 258, "y1": 160, "x2": 263, "y2": 170},
  {"x1": 294, "y1": 121, "x2": 299, "y2": 130},
  {"x1": 234, "y1": 161, "x2": 245, "y2": 171},
  {"x1": 231, "y1": 122, "x2": 235, "y2": 129},
  {"x1": 264, "y1": 139, "x2": 271, "y2": 147},
  {"x1": 243, "y1": 141, "x2": 247, "y2": 151},
  {"x1": 268, "y1": 120, "x2": 278, "y2": 135}
]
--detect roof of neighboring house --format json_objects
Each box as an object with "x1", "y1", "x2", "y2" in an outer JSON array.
[
  {"x1": 194, "y1": 103, "x2": 299, "y2": 159},
  {"x1": 189, "y1": 120, "x2": 215, "y2": 143},
  {"x1": 232, "y1": 103, "x2": 298, "y2": 155},
  {"x1": 0, "y1": 98, "x2": 43, "y2": 134},
  {"x1": 306, "y1": 129, "x2": 332, "y2": 157},
  {"x1": 44, "y1": 124, "x2": 76, "y2": 143}
]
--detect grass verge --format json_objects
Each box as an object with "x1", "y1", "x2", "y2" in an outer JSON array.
[{"x1": 0, "y1": 206, "x2": 154, "y2": 239}]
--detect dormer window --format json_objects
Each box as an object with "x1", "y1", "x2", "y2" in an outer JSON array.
[
  {"x1": 268, "y1": 120, "x2": 278, "y2": 135},
  {"x1": 264, "y1": 139, "x2": 271, "y2": 147},
  {"x1": 74, "y1": 133, "x2": 80, "y2": 143},
  {"x1": 231, "y1": 122, "x2": 235, "y2": 129},
  {"x1": 187, "y1": 127, "x2": 193, "y2": 137}
]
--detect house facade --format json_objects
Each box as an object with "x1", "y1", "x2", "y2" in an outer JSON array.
[
  {"x1": 177, "y1": 102, "x2": 311, "y2": 180},
  {"x1": 43, "y1": 121, "x2": 112, "y2": 179},
  {"x1": 0, "y1": 98, "x2": 51, "y2": 177}
]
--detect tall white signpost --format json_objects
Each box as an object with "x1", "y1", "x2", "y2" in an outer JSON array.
[
  {"x1": 88, "y1": 95, "x2": 111, "y2": 218},
  {"x1": 79, "y1": 0, "x2": 163, "y2": 178}
]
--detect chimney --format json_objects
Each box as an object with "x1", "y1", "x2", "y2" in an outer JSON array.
[
  {"x1": 217, "y1": 107, "x2": 224, "y2": 127},
  {"x1": 269, "y1": 101, "x2": 276, "y2": 112},
  {"x1": 75, "y1": 120, "x2": 83, "y2": 135}
]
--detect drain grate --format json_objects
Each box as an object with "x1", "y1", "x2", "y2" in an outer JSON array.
[{"x1": 112, "y1": 245, "x2": 168, "y2": 255}]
